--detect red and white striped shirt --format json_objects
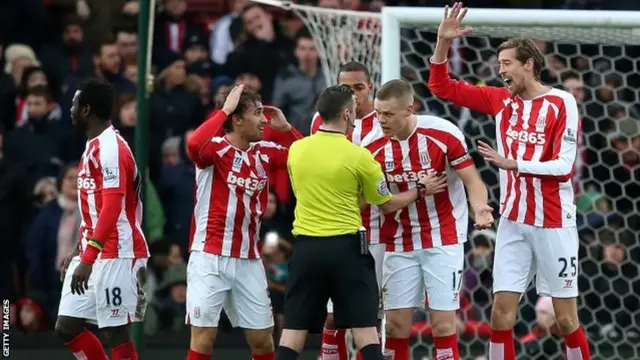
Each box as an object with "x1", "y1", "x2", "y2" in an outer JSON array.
[
  {"x1": 77, "y1": 126, "x2": 148, "y2": 259},
  {"x1": 362, "y1": 115, "x2": 474, "y2": 252},
  {"x1": 429, "y1": 60, "x2": 580, "y2": 228},
  {"x1": 189, "y1": 137, "x2": 289, "y2": 259},
  {"x1": 310, "y1": 110, "x2": 383, "y2": 245}
]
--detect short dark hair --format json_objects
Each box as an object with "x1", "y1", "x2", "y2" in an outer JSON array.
[
  {"x1": 27, "y1": 85, "x2": 54, "y2": 103},
  {"x1": 496, "y1": 38, "x2": 544, "y2": 80},
  {"x1": 295, "y1": 28, "x2": 313, "y2": 45},
  {"x1": 375, "y1": 79, "x2": 412, "y2": 103},
  {"x1": 216, "y1": 88, "x2": 262, "y2": 133},
  {"x1": 77, "y1": 79, "x2": 115, "y2": 121},
  {"x1": 93, "y1": 37, "x2": 117, "y2": 56},
  {"x1": 560, "y1": 70, "x2": 580, "y2": 83},
  {"x1": 316, "y1": 85, "x2": 355, "y2": 123},
  {"x1": 337, "y1": 61, "x2": 371, "y2": 82}
]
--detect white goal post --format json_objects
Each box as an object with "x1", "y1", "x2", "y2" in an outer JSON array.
[{"x1": 381, "y1": 7, "x2": 640, "y2": 83}]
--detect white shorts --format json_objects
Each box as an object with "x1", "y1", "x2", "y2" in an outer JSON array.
[
  {"x1": 326, "y1": 243, "x2": 385, "y2": 315},
  {"x1": 58, "y1": 256, "x2": 148, "y2": 328},
  {"x1": 186, "y1": 251, "x2": 274, "y2": 329},
  {"x1": 493, "y1": 217, "x2": 579, "y2": 298},
  {"x1": 382, "y1": 243, "x2": 464, "y2": 312}
]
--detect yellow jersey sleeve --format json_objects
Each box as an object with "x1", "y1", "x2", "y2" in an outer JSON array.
[{"x1": 356, "y1": 149, "x2": 392, "y2": 206}]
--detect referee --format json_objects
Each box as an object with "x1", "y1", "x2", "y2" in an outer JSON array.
[{"x1": 275, "y1": 85, "x2": 426, "y2": 360}]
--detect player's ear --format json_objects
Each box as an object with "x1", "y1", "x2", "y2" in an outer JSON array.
[
  {"x1": 81, "y1": 104, "x2": 91, "y2": 118},
  {"x1": 525, "y1": 58, "x2": 534, "y2": 72},
  {"x1": 406, "y1": 102, "x2": 414, "y2": 115}
]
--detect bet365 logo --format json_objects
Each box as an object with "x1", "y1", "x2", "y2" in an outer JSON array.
[
  {"x1": 506, "y1": 129, "x2": 546, "y2": 145},
  {"x1": 77, "y1": 177, "x2": 96, "y2": 190}
]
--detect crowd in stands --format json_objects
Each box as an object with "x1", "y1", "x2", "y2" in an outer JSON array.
[{"x1": 0, "y1": 0, "x2": 638, "y2": 357}]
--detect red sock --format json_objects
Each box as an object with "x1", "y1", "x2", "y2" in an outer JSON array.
[
  {"x1": 385, "y1": 337, "x2": 409, "y2": 360},
  {"x1": 321, "y1": 328, "x2": 348, "y2": 360},
  {"x1": 252, "y1": 352, "x2": 275, "y2": 360},
  {"x1": 489, "y1": 329, "x2": 515, "y2": 360},
  {"x1": 186, "y1": 349, "x2": 210, "y2": 360},
  {"x1": 433, "y1": 334, "x2": 459, "y2": 360},
  {"x1": 65, "y1": 329, "x2": 108, "y2": 360},
  {"x1": 112, "y1": 341, "x2": 139, "y2": 360},
  {"x1": 564, "y1": 327, "x2": 591, "y2": 360},
  {"x1": 356, "y1": 353, "x2": 363, "y2": 360}
]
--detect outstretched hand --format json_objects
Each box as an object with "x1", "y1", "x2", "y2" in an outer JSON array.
[
  {"x1": 438, "y1": 2, "x2": 473, "y2": 41},
  {"x1": 477, "y1": 141, "x2": 517, "y2": 170},
  {"x1": 472, "y1": 204, "x2": 494, "y2": 230}
]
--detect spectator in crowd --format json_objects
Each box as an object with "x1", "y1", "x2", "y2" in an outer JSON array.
[
  {"x1": 150, "y1": 52, "x2": 205, "y2": 140},
  {"x1": 16, "y1": 291, "x2": 50, "y2": 332},
  {"x1": 39, "y1": 15, "x2": 93, "y2": 88},
  {"x1": 14, "y1": 67, "x2": 60, "y2": 128},
  {"x1": 4, "y1": 86, "x2": 67, "y2": 190},
  {"x1": 183, "y1": 33, "x2": 210, "y2": 65},
  {"x1": 0, "y1": 44, "x2": 41, "y2": 131},
  {"x1": 210, "y1": 0, "x2": 249, "y2": 66},
  {"x1": 226, "y1": 3, "x2": 295, "y2": 102},
  {"x1": 158, "y1": 130, "x2": 195, "y2": 255},
  {"x1": 144, "y1": 262, "x2": 188, "y2": 336},
  {"x1": 153, "y1": 0, "x2": 207, "y2": 63},
  {"x1": 187, "y1": 59, "x2": 215, "y2": 112},
  {"x1": 262, "y1": 234, "x2": 292, "y2": 343},
  {"x1": 115, "y1": 26, "x2": 139, "y2": 65},
  {"x1": 24, "y1": 162, "x2": 79, "y2": 322},
  {"x1": 272, "y1": 28, "x2": 325, "y2": 135}
]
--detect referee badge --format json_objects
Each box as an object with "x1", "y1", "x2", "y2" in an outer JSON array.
[{"x1": 377, "y1": 178, "x2": 390, "y2": 196}]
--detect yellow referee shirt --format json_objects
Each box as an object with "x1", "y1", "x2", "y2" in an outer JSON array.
[{"x1": 287, "y1": 130, "x2": 392, "y2": 237}]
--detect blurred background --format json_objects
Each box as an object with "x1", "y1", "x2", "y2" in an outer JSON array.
[{"x1": 0, "y1": 0, "x2": 638, "y2": 359}]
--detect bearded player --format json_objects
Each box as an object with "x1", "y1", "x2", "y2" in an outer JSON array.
[
  {"x1": 55, "y1": 79, "x2": 149, "y2": 360},
  {"x1": 360, "y1": 79, "x2": 493, "y2": 360},
  {"x1": 310, "y1": 61, "x2": 384, "y2": 360},
  {"x1": 185, "y1": 85, "x2": 302, "y2": 360},
  {"x1": 428, "y1": 3, "x2": 590, "y2": 360}
]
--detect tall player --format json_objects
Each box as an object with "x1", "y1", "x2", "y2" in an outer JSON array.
[
  {"x1": 428, "y1": 3, "x2": 590, "y2": 360},
  {"x1": 185, "y1": 85, "x2": 303, "y2": 360},
  {"x1": 360, "y1": 79, "x2": 493, "y2": 360},
  {"x1": 55, "y1": 79, "x2": 149, "y2": 360},
  {"x1": 310, "y1": 61, "x2": 382, "y2": 360}
]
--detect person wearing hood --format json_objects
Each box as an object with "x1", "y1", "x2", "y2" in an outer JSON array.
[
  {"x1": 39, "y1": 14, "x2": 94, "y2": 88},
  {"x1": 0, "y1": 43, "x2": 41, "y2": 132},
  {"x1": 149, "y1": 51, "x2": 206, "y2": 140},
  {"x1": 143, "y1": 262, "x2": 188, "y2": 336},
  {"x1": 158, "y1": 130, "x2": 196, "y2": 257}
]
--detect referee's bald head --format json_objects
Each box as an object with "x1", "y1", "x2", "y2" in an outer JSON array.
[{"x1": 316, "y1": 85, "x2": 355, "y2": 124}]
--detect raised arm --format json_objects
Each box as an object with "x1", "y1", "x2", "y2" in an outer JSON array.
[
  {"x1": 429, "y1": 3, "x2": 507, "y2": 116},
  {"x1": 187, "y1": 85, "x2": 244, "y2": 168}
]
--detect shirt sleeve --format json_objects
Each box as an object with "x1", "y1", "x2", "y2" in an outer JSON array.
[
  {"x1": 428, "y1": 58, "x2": 508, "y2": 117},
  {"x1": 186, "y1": 111, "x2": 227, "y2": 168},
  {"x1": 356, "y1": 149, "x2": 392, "y2": 206},
  {"x1": 444, "y1": 124, "x2": 475, "y2": 171},
  {"x1": 516, "y1": 95, "x2": 580, "y2": 178}
]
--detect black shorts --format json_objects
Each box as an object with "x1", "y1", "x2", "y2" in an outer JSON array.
[{"x1": 283, "y1": 234, "x2": 379, "y2": 330}]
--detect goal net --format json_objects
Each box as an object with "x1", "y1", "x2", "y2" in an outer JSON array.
[{"x1": 256, "y1": 1, "x2": 640, "y2": 359}]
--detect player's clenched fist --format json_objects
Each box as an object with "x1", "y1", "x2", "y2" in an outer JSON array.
[
  {"x1": 221, "y1": 84, "x2": 245, "y2": 115},
  {"x1": 418, "y1": 171, "x2": 448, "y2": 195},
  {"x1": 438, "y1": 2, "x2": 473, "y2": 41}
]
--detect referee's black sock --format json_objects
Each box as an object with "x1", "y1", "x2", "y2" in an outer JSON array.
[
  {"x1": 275, "y1": 346, "x2": 299, "y2": 360},
  {"x1": 360, "y1": 344, "x2": 384, "y2": 360}
]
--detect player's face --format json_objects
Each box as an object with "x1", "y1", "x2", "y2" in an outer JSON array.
[
  {"x1": 338, "y1": 70, "x2": 373, "y2": 116},
  {"x1": 70, "y1": 90, "x2": 89, "y2": 133},
  {"x1": 498, "y1": 47, "x2": 531, "y2": 96},
  {"x1": 375, "y1": 97, "x2": 413, "y2": 137},
  {"x1": 237, "y1": 101, "x2": 268, "y2": 142}
]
